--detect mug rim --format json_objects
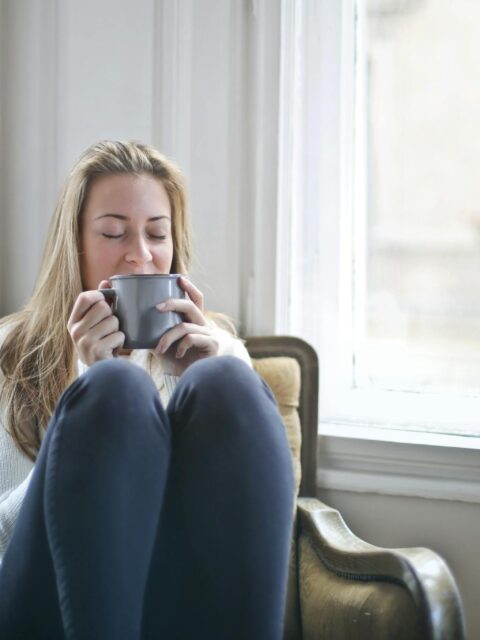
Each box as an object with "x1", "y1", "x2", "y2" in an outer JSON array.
[{"x1": 110, "y1": 273, "x2": 184, "y2": 280}]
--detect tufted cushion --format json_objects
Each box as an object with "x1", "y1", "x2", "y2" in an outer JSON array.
[
  {"x1": 251, "y1": 356, "x2": 302, "y2": 497},
  {"x1": 298, "y1": 534, "x2": 424, "y2": 640}
]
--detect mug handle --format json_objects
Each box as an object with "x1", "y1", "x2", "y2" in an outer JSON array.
[{"x1": 99, "y1": 288, "x2": 117, "y2": 310}]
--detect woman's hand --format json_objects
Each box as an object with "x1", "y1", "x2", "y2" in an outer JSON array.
[
  {"x1": 67, "y1": 280, "x2": 125, "y2": 366},
  {"x1": 153, "y1": 276, "x2": 219, "y2": 375}
]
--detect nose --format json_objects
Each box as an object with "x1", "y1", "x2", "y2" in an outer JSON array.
[{"x1": 124, "y1": 235, "x2": 153, "y2": 269}]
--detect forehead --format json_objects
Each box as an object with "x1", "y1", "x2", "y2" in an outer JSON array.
[{"x1": 83, "y1": 173, "x2": 171, "y2": 219}]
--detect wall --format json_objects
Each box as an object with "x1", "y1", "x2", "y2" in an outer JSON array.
[
  {"x1": 0, "y1": 1, "x2": 478, "y2": 636},
  {"x1": 0, "y1": 0, "x2": 281, "y2": 332},
  {"x1": 0, "y1": 0, "x2": 4, "y2": 310},
  {"x1": 0, "y1": 0, "x2": 58, "y2": 313}
]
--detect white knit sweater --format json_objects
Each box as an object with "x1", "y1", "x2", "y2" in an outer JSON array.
[{"x1": 0, "y1": 324, "x2": 251, "y2": 562}]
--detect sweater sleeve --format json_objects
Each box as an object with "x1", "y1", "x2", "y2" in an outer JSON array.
[
  {"x1": 0, "y1": 466, "x2": 34, "y2": 557},
  {"x1": 0, "y1": 324, "x2": 35, "y2": 561},
  {"x1": 211, "y1": 323, "x2": 253, "y2": 367},
  {"x1": 214, "y1": 328, "x2": 252, "y2": 367}
]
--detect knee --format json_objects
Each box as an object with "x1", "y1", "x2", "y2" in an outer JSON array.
[
  {"x1": 83, "y1": 358, "x2": 154, "y2": 397},
  {"x1": 83, "y1": 358, "x2": 157, "y2": 398},
  {"x1": 60, "y1": 359, "x2": 160, "y2": 425},
  {"x1": 185, "y1": 355, "x2": 257, "y2": 393},
  {"x1": 169, "y1": 356, "x2": 287, "y2": 465},
  {"x1": 174, "y1": 356, "x2": 273, "y2": 415},
  {"x1": 47, "y1": 360, "x2": 169, "y2": 480}
]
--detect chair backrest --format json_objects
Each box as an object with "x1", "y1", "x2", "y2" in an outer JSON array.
[
  {"x1": 246, "y1": 335, "x2": 318, "y2": 639},
  {"x1": 245, "y1": 335, "x2": 319, "y2": 497},
  {"x1": 245, "y1": 335, "x2": 466, "y2": 640}
]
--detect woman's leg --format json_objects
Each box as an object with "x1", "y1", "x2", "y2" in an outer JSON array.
[
  {"x1": 0, "y1": 359, "x2": 171, "y2": 640},
  {"x1": 0, "y1": 405, "x2": 66, "y2": 639},
  {"x1": 142, "y1": 356, "x2": 295, "y2": 640}
]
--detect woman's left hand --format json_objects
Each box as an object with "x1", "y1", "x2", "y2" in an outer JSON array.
[{"x1": 153, "y1": 276, "x2": 219, "y2": 375}]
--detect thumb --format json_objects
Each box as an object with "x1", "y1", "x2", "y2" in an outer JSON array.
[{"x1": 98, "y1": 279, "x2": 112, "y2": 290}]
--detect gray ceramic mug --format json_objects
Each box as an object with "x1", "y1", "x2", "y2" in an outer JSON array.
[{"x1": 100, "y1": 274, "x2": 185, "y2": 349}]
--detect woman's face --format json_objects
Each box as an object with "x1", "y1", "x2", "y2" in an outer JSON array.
[{"x1": 80, "y1": 173, "x2": 174, "y2": 290}]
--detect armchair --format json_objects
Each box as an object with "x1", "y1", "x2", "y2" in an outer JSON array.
[{"x1": 245, "y1": 336, "x2": 466, "y2": 640}]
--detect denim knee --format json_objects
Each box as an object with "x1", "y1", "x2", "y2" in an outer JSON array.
[
  {"x1": 54, "y1": 358, "x2": 164, "y2": 441},
  {"x1": 181, "y1": 355, "x2": 261, "y2": 400},
  {"x1": 169, "y1": 356, "x2": 278, "y2": 431},
  {"x1": 82, "y1": 359, "x2": 157, "y2": 399}
]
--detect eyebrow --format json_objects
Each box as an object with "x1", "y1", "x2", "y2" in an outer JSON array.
[{"x1": 95, "y1": 213, "x2": 171, "y2": 222}]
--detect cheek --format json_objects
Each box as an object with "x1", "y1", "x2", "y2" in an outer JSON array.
[
  {"x1": 82, "y1": 240, "x2": 121, "y2": 283},
  {"x1": 152, "y1": 243, "x2": 174, "y2": 269}
]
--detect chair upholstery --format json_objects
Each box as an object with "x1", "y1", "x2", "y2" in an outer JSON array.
[
  {"x1": 245, "y1": 335, "x2": 466, "y2": 640},
  {"x1": 251, "y1": 356, "x2": 302, "y2": 497}
]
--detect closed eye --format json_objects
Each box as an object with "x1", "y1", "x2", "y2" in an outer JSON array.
[{"x1": 101, "y1": 232, "x2": 167, "y2": 240}]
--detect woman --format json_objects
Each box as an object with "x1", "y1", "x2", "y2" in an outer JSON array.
[{"x1": 0, "y1": 140, "x2": 294, "y2": 639}]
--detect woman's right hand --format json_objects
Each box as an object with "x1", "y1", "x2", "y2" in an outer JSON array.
[{"x1": 67, "y1": 280, "x2": 125, "y2": 366}]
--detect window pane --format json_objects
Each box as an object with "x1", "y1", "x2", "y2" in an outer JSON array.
[{"x1": 357, "y1": 0, "x2": 480, "y2": 394}]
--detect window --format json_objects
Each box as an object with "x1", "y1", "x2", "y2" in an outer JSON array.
[
  {"x1": 360, "y1": 0, "x2": 480, "y2": 395},
  {"x1": 287, "y1": 0, "x2": 480, "y2": 437}
]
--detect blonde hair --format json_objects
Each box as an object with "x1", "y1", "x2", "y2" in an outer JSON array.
[{"x1": 0, "y1": 140, "x2": 192, "y2": 461}]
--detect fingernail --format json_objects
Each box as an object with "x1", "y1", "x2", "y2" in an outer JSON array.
[
  {"x1": 156, "y1": 302, "x2": 166, "y2": 311},
  {"x1": 176, "y1": 350, "x2": 184, "y2": 359}
]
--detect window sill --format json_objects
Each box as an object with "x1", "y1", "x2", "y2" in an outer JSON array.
[{"x1": 317, "y1": 422, "x2": 480, "y2": 504}]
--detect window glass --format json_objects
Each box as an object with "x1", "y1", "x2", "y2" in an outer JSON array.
[{"x1": 357, "y1": 0, "x2": 480, "y2": 394}]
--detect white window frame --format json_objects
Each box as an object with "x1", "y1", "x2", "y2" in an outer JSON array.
[
  {"x1": 267, "y1": 0, "x2": 480, "y2": 502},
  {"x1": 281, "y1": 0, "x2": 480, "y2": 438}
]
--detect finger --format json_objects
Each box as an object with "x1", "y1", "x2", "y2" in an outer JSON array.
[
  {"x1": 103, "y1": 331, "x2": 125, "y2": 349},
  {"x1": 156, "y1": 298, "x2": 206, "y2": 325},
  {"x1": 177, "y1": 276, "x2": 204, "y2": 311},
  {"x1": 76, "y1": 317, "x2": 121, "y2": 356},
  {"x1": 94, "y1": 331, "x2": 125, "y2": 356},
  {"x1": 84, "y1": 300, "x2": 116, "y2": 330},
  {"x1": 175, "y1": 333, "x2": 218, "y2": 359},
  {"x1": 68, "y1": 290, "x2": 108, "y2": 328},
  {"x1": 85, "y1": 314, "x2": 120, "y2": 343},
  {"x1": 78, "y1": 329, "x2": 125, "y2": 364},
  {"x1": 69, "y1": 300, "x2": 115, "y2": 341},
  {"x1": 154, "y1": 322, "x2": 211, "y2": 354}
]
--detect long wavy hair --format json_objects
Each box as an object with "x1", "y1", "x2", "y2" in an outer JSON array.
[{"x1": 0, "y1": 140, "x2": 192, "y2": 461}]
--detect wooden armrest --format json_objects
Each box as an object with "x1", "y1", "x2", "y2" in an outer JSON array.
[{"x1": 297, "y1": 497, "x2": 465, "y2": 640}]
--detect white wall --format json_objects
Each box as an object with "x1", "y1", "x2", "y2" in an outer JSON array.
[
  {"x1": 0, "y1": 0, "x2": 4, "y2": 310},
  {"x1": 0, "y1": 0, "x2": 281, "y2": 331},
  {"x1": 56, "y1": 0, "x2": 156, "y2": 167},
  {"x1": 0, "y1": 1, "x2": 478, "y2": 636},
  {"x1": 0, "y1": 0, "x2": 58, "y2": 313},
  {"x1": 151, "y1": 0, "x2": 254, "y2": 324}
]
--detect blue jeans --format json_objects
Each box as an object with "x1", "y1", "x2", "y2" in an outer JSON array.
[{"x1": 0, "y1": 356, "x2": 294, "y2": 639}]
